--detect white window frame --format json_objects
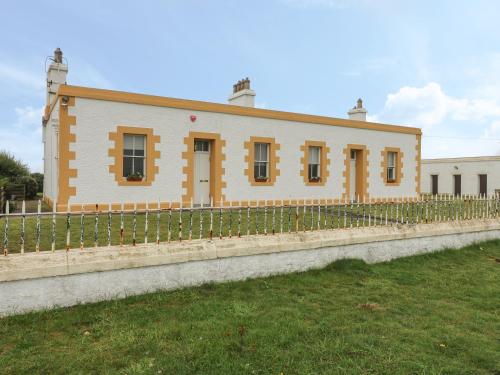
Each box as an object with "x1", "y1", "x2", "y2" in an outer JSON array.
[
  {"x1": 123, "y1": 134, "x2": 146, "y2": 178},
  {"x1": 254, "y1": 142, "x2": 269, "y2": 180},
  {"x1": 387, "y1": 151, "x2": 397, "y2": 182},
  {"x1": 308, "y1": 146, "x2": 321, "y2": 181}
]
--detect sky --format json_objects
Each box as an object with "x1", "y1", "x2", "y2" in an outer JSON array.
[{"x1": 1, "y1": 0, "x2": 500, "y2": 172}]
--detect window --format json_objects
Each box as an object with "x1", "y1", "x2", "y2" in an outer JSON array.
[
  {"x1": 254, "y1": 143, "x2": 269, "y2": 180},
  {"x1": 308, "y1": 146, "x2": 321, "y2": 181},
  {"x1": 245, "y1": 136, "x2": 280, "y2": 186},
  {"x1": 381, "y1": 147, "x2": 402, "y2": 186},
  {"x1": 350, "y1": 149, "x2": 357, "y2": 160},
  {"x1": 195, "y1": 140, "x2": 210, "y2": 152},
  {"x1": 123, "y1": 134, "x2": 146, "y2": 179},
  {"x1": 387, "y1": 151, "x2": 397, "y2": 182}
]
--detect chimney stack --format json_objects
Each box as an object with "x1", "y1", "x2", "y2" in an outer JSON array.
[
  {"x1": 228, "y1": 77, "x2": 255, "y2": 107},
  {"x1": 347, "y1": 98, "x2": 367, "y2": 121},
  {"x1": 46, "y1": 47, "x2": 68, "y2": 106}
]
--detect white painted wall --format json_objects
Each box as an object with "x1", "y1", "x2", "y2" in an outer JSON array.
[
  {"x1": 43, "y1": 103, "x2": 59, "y2": 202},
  {"x1": 65, "y1": 97, "x2": 418, "y2": 206},
  {"x1": 422, "y1": 157, "x2": 500, "y2": 195}
]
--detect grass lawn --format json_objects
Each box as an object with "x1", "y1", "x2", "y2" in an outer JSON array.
[{"x1": 1, "y1": 241, "x2": 499, "y2": 374}]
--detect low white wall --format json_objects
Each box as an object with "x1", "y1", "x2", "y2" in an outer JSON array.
[{"x1": 1, "y1": 219, "x2": 499, "y2": 317}]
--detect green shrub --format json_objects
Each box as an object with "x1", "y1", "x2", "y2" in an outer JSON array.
[
  {"x1": 31, "y1": 172, "x2": 44, "y2": 193},
  {"x1": 0, "y1": 151, "x2": 30, "y2": 180},
  {"x1": 13, "y1": 176, "x2": 38, "y2": 199}
]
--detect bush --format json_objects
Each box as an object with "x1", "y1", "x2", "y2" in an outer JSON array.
[
  {"x1": 0, "y1": 151, "x2": 30, "y2": 180},
  {"x1": 11, "y1": 176, "x2": 38, "y2": 199},
  {"x1": 31, "y1": 173, "x2": 44, "y2": 194}
]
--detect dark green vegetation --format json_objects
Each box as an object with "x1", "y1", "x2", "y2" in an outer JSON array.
[
  {"x1": 1, "y1": 241, "x2": 499, "y2": 374},
  {"x1": 0, "y1": 151, "x2": 42, "y2": 201},
  {"x1": 3, "y1": 198, "x2": 497, "y2": 253}
]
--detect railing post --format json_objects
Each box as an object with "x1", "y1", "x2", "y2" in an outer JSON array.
[
  {"x1": 52, "y1": 201, "x2": 57, "y2": 252},
  {"x1": 200, "y1": 197, "x2": 204, "y2": 240},
  {"x1": 120, "y1": 203, "x2": 125, "y2": 247},
  {"x1": 36, "y1": 200, "x2": 41, "y2": 253},
  {"x1": 65, "y1": 206, "x2": 71, "y2": 251},
  {"x1": 3, "y1": 201, "x2": 9, "y2": 256},
  {"x1": 20, "y1": 200, "x2": 25, "y2": 254},
  {"x1": 80, "y1": 204, "x2": 85, "y2": 250},
  {"x1": 156, "y1": 199, "x2": 161, "y2": 245},
  {"x1": 94, "y1": 204, "x2": 100, "y2": 248},
  {"x1": 189, "y1": 199, "x2": 193, "y2": 241}
]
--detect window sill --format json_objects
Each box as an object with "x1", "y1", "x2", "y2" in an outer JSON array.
[{"x1": 117, "y1": 178, "x2": 152, "y2": 186}]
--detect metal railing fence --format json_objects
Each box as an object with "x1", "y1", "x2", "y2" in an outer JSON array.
[{"x1": 1, "y1": 195, "x2": 499, "y2": 255}]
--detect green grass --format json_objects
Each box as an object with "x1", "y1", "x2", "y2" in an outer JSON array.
[
  {"x1": 2, "y1": 199, "x2": 497, "y2": 253},
  {"x1": 1, "y1": 241, "x2": 499, "y2": 374}
]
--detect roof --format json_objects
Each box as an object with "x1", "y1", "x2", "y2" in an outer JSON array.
[
  {"x1": 422, "y1": 156, "x2": 500, "y2": 163},
  {"x1": 47, "y1": 84, "x2": 422, "y2": 136}
]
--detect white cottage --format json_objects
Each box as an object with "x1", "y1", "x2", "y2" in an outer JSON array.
[{"x1": 42, "y1": 49, "x2": 422, "y2": 211}]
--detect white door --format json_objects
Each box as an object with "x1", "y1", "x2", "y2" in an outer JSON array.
[
  {"x1": 349, "y1": 150, "x2": 357, "y2": 201},
  {"x1": 194, "y1": 140, "x2": 211, "y2": 205}
]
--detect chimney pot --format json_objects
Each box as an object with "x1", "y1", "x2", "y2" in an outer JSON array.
[
  {"x1": 228, "y1": 77, "x2": 256, "y2": 107},
  {"x1": 348, "y1": 98, "x2": 367, "y2": 121},
  {"x1": 54, "y1": 47, "x2": 63, "y2": 63}
]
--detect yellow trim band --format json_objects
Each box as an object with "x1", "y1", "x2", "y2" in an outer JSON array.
[{"x1": 54, "y1": 85, "x2": 421, "y2": 135}]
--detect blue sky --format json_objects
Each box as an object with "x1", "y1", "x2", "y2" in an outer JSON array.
[{"x1": 2, "y1": 0, "x2": 500, "y2": 172}]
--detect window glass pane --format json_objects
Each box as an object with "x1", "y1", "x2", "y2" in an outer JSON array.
[
  {"x1": 309, "y1": 146, "x2": 320, "y2": 164},
  {"x1": 254, "y1": 162, "x2": 268, "y2": 179},
  {"x1": 134, "y1": 157, "x2": 145, "y2": 176},
  {"x1": 195, "y1": 140, "x2": 209, "y2": 152},
  {"x1": 254, "y1": 143, "x2": 261, "y2": 161},
  {"x1": 124, "y1": 134, "x2": 134, "y2": 150},
  {"x1": 255, "y1": 143, "x2": 269, "y2": 162},
  {"x1": 309, "y1": 164, "x2": 320, "y2": 180},
  {"x1": 123, "y1": 156, "x2": 133, "y2": 177},
  {"x1": 388, "y1": 152, "x2": 396, "y2": 167},
  {"x1": 134, "y1": 135, "x2": 145, "y2": 151},
  {"x1": 387, "y1": 167, "x2": 395, "y2": 180},
  {"x1": 261, "y1": 163, "x2": 268, "y2": 178}
]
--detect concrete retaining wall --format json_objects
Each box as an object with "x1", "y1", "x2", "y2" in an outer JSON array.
[{"x1": 1, "y1": 219, "x2": 499, "y2": 317}]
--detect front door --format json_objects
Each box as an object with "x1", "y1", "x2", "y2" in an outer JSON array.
[
  {"x1": 479, "y1": 174, "x2": 487, "y2": 196},
  {"x1": 349, "y1": 150, "x2": 357, "y2": 201},
  {"x1": 454, "y1": 175, "x2": 461, "y2": 196},
  {"x1": 431, "y1": 175, "x2": 438, "y2": 195},
  {"x1": 194, "y1": 140, "x2": 211, "y2": 205}
]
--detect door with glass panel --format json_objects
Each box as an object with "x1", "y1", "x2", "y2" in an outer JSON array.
[
  {"x1": 194, "y1": 140, "x2": 211, "y2": 205},
  {"x1": 349, "y1": 150, "x2": 357, "y2": 201}
]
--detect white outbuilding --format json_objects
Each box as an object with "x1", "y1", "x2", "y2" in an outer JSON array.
[{"x1": 421, "y1": 156, "x2": 500, "y2": 196}]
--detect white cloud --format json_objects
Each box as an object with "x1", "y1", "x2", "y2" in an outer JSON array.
[
  {"x1": 0, "y1": 106, "x2": 44, "y2": 172},
  {"x1": 373, "y1": 82, "x2": 500, "y2": 158}
]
